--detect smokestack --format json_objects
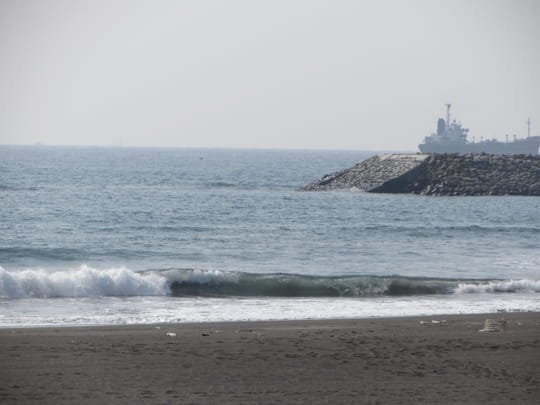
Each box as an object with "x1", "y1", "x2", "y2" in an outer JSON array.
[{"x1": 445, "y1": 104, "x2": 451, "y2": 129}]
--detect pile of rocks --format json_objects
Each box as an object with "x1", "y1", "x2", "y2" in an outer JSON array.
[
  {"x1": 300, "y1": 154, "x2": 428, "y2": 192},
  {"x1": 301, "y1": 153, "x2": 540, "y2": 196},
  {"x1": 413, "y1": 154, "x2": 540, "y2": 196}
]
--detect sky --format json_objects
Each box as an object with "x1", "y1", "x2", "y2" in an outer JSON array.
[{"x1": 1, "y1": 0, "x2": 539, "y2": 151}]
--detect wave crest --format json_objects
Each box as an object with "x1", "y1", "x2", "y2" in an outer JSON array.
[
  {"x1": 1, "y1": 266, "x2": 538, "y2": 299},
  {"x1": 164, "y1": 270, "x2": 539, "y2": 297},
  {"x1": 0, "y1": 265, "x2": 169, "y2": 298},
  {"x1": 455, "y1": 279, "x2": 540, "y2": 294}
]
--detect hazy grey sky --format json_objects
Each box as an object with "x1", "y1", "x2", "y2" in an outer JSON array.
[{"x1": 1, "y1": 0, "x2": 539, "y2": 150}]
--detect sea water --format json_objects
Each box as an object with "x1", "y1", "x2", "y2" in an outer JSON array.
[{"x1": 1, "y1": 146, "x2": 539, "y2": 327}]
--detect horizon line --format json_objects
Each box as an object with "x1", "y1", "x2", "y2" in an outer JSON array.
[{"x1": 0, "y1": 143, "x2": 416, "y2": 153}]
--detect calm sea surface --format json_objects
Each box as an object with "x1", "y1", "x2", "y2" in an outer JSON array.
[{"x1": 1, "y1": 146, "x2": 539, "y2": 327}]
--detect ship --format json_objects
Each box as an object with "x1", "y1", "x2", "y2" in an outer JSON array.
[{"x1": 419, "y1": 104, "x2": 540, "y2": 155}]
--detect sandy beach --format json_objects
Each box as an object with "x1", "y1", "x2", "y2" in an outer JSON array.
[{"x1": 1, "y1": 313, "x2": 539, "y2": 404}]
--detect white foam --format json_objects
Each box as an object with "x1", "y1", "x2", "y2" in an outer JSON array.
[
  {"x1": 455, "y1": 279, "x2": 540, "y2": 294},
  {"x1": 0, "y1": 265, "x2": 169, "y2": 298},
  {"x1": 1, "y1": 294, "x2": 539, "y2": 328}
]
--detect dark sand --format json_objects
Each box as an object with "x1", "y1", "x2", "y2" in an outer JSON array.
[{"x1": 1, "y1": 313, "x2": 539, "y2": 404}]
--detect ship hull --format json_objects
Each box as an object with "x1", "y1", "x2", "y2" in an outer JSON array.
[{"x1": 419, "y1": 136, "x2": 540, "y2": 155}]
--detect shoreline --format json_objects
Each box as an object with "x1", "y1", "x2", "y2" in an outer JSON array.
[
  {"x1": 2, "y1": 309, "x2": 539, "y2": 330},
  {"x1": 2, "y1": 312, "x2": 539, "y2": 404}
]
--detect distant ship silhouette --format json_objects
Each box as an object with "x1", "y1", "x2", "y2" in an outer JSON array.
[{"x1": 419, "y1": 104, "x2": 540, "y2": 155}]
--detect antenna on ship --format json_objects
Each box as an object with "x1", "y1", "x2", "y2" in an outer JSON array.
[
  {"x1": 445, "y1": 104, "x2": 451, "y2": 128},
  {"x1": 527, "y1": 117, "x2": 531, "y2": 138}
]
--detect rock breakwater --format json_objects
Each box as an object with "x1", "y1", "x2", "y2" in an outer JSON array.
[{"x1": 301, "y1": 153, "x2": 540, "y2": 196}]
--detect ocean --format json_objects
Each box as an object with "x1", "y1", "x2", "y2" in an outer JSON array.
[{"x1": 1, "y1": 146, "x2": 539, "y2": 327}]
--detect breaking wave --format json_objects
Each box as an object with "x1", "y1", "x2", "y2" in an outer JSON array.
[
  {"x1": 1, "y1": 266, "x2": 539, "y2": 299},
  {"x1": 0, "y1": 266, "x2": 168, "y2": 299},
  {"x1": 162, "y1": 269, "x2": 540, "y2": 297},
  {"x1": 454, "y1": 279, "x2": 540, "y2": 294}
]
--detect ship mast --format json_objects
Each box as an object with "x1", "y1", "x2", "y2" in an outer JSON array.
[{"x1": 527, "y1": 117, "x2": 531, "y2": 138}]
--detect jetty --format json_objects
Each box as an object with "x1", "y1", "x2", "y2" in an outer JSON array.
[{"x1": 301, "y1": 153, "x2": 540, "y2": 196}]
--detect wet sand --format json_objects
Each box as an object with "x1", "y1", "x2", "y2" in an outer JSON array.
[{"x1": 1, "y1": 313, "x2": 539, "y2": 404}]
